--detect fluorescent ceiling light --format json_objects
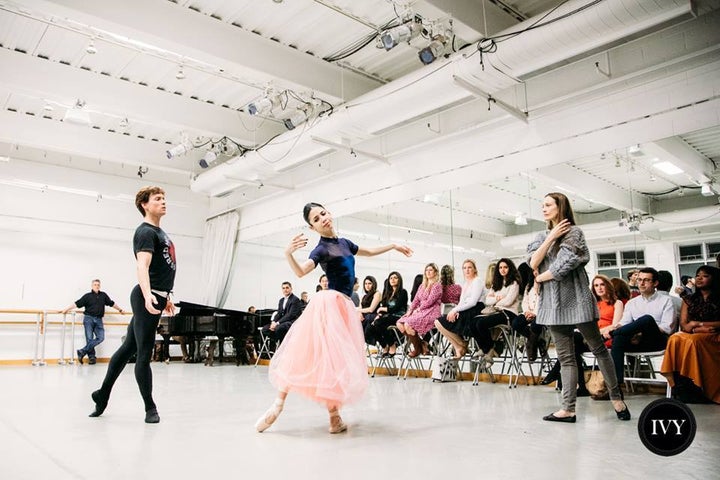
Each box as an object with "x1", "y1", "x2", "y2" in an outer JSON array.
[
  {"x1": 378, "y1": 223, "x2": 434, "y2": 235},
  {"x1": 652, "y1": 161, "x2": 684, "y2": 175}
]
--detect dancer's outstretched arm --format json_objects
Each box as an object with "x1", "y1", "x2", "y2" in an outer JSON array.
[
  {"x1": 285, "y1": 233, "x2": 315, "y2": 278},
  {"x1": 357, "y1": 243, "x2": 413, "y2": 257}
]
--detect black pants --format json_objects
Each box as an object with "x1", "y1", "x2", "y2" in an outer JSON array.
[
  {"x1": 97, "y1": 285, "x2": 167, "y2": 412},
  {"x1": 611, "y1": 314, "x2": 669, "y2": 382},
  {"x1": 261, "y1": 321, "x2": 293, "y2": 344},
  {"x1": 466, "y1": 310, "x2": 514, "y2": 353},
  {"x1": 510, "y1": 314, "x2": 543, "y2": 338},
  {"x1": 365, "y1": 314, "x2": 401, "y2": 347}
]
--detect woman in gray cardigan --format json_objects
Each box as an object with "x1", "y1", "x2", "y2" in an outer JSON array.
[{"x1": 528, "y1": 192, "x2": 630, "y2": 423}]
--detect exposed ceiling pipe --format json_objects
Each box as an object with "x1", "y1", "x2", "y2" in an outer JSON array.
[{"x1": 190, "y1": 0, "x2": 693, "y2": 197}]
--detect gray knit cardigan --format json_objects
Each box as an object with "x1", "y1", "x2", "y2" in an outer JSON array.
[{"x1": 526, "y1": 226, "x2": 598, "y2": 326}]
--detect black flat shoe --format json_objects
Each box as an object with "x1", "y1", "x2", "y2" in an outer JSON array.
[
  {"x1": 615, "y1": 402, "x2": 631, "y2": 421},
  {"x1": 540, "y1": 371, "x2": 560, "y2": 385},
  {"x1": 543, "y1": 413, "x2": 576, "y2": 423},
  {"x1": 145, "y1": 408, "x2": 160, "y2": 424},
  {"x1": 89, "y1": 390, "x2": 108, "y2": 417}
]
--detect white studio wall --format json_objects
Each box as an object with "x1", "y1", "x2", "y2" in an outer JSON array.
[{"x1": 0, "y1": 157, "x2": 209, "y2": 360}]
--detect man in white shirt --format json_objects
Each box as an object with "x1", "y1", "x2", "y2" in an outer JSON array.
[{"x1": 605, "y1": 267, "x2": 676, "y2": 384}]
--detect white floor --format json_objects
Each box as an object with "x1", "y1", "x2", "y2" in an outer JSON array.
[{"x1": 2, "y1": 362, "x2": 718, "y2": 480}]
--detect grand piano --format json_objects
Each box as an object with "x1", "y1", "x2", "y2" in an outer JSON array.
[{"x1": 159, "y1": 301, "x2": 260, "y2": 365}]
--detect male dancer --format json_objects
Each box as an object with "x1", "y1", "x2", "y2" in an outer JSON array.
[{"x1": 88, "y1": 186, "x2": 176, "y2": 423}]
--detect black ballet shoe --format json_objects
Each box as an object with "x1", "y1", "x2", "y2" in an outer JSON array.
[
  {"x1": 576, "y1": 387, "x2": 591, "y2": 397},
  {"x1": 615, "y1": 404, "x2": 631, "y2": 421},
  {"x1": 88, "y1": 390, "x2": 108, "y2": 417},
  {"x1": 145, "y1": 408, "x2": 160, "y2": 424},
  {"x1": 543, "y1": 412, "x2": 576, "y2": 423},
  {"x1": 540, "y1": 374, "x2": 558, "y2": 385}
]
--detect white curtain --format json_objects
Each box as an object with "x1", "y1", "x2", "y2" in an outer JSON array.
[{"x1": 199, "y1": 211, "x2": 240, "y2": 307}]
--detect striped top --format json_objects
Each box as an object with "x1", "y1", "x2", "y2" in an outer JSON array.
[{"x1": 527, "y1": 226, "x2": 598, "y2": 326}]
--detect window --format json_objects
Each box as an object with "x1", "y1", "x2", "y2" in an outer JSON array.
[
  {"x1": 677, "y1": 242, "x2": 718, "y2": 279},
  {"x1": 596, "y1": 250, "x2": 645, "y2": 279}
]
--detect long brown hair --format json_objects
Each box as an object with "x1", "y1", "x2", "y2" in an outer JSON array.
[
  {"x1": 592, "y1": 275, "x2": 617, "y2": 304},
  {"x1": 545, "y1": 192, "x2": 577, "y2": 229},
  {"x1": 610, "y1": 277, "x2": 631, "y2": 303}
]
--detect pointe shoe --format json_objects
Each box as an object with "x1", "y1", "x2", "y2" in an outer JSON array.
[
  {"x1": 329, "y1": 414, "x2": 347, "y2": 434},
  {"x1": 255, "y1": 400, "x2": 284, "y2": 433},
  {"x1": 88, "y1": 390, "x2": 108, "y2": 418}
]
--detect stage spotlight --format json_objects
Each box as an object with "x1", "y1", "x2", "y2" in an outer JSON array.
[
  {"x1": 418, "y1": 35, "x2": 448, "y2": 65},
  {"x1": 247, "y1": 92, "x2": 282, "y2": 116},
  {"x1": 166, "y1": 139, "x2": 192, "y2": 159},
  {"x1": 378, "y1": 21, "x2": 421, "y2": 51},
  {"x1": 283, "y1": 107, "x2": 314, "y2": 130},
  {"x1": 199, "y1": 149, "x2": 217, "y2": 169}
]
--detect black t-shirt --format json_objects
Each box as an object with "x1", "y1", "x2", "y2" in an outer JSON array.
[
  {"x1": 75, "y1": 291, "x2": 114, "y2": 317},
  {"x1": 133, "y1": 222, "x2": 176, "y2": 292}
]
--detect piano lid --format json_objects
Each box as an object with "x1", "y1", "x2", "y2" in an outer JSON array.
[{"x1": 174, "y1": 301, "x2": 255, "y2": 317}]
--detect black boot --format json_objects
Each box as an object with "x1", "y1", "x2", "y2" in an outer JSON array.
[{"x1": 541, "y1": 361, "x2": 561, "y2": 385}]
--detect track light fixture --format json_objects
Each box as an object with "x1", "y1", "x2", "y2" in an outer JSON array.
[
  {"x1": 199, "y1": 149, "x2": 217, "y2": 169},
  {"x1": 419, "y1": 34, "x2": 448, "y2": 65},
  {"x1": 86, "y1": 39, "x2": 97, "y2": 55},
  {"x1": 283, "y1": 101, "x2": 320, "y2": 130},
  {"x1": 378, "y1": 21, "x2": 421, "y2": 51},
  {"x1": 166, "y1": 136, "x2": 192, "y2": 159},
  {"x1": 176, "y1": 66, "x2": 186, "y2": 80},
  {"x1": 247, "y1": 92, "x2": 283, "y2": 116}
]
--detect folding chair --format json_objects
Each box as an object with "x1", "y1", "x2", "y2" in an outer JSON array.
[
  {"x1": 253, "y1": 327, "x2": 277, "y2": 367},
  {"x1": 624, "y1": 350, "x2": 667, "y2": 392}
]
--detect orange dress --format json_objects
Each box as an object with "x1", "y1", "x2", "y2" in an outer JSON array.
[
  {"x1": 660, "y1": 292, "x2": 720, "y2": 403},
  {"x1": 661, "y1": 332, "x2": 720, "y2": 403},
  {"x1": 597, "y1": 301, "x2": 615, "y2": 348}
]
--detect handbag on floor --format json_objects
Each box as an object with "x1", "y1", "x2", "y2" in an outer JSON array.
[
  {"x1": 431, "y1": 356, "x2": 458, "y2": 382},
  {"x1": 585, "y1": 369, "x2": 607, "y2": 397}
]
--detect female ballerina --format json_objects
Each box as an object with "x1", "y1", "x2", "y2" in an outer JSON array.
[{"x1": 255, "y1": 202, "x2": 412, "y2": 433}]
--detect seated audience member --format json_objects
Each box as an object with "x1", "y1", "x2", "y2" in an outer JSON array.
[
  {"x1": 661, "y1": 265, "x2": 720, "y2": 404},
  {"x1": 261, "y1": 281, "x2": 303, "y2": 344},
  {"x1": 435, "y1": 259, "x2": 486, "y2": 359},
  {"x1": 397, "y1": 263, "x2": 443, "y2": 357},
  {"x1": 542, "y1": 275, "x2": 624, "y2": 396},
  {"x1": 604, "y1": 267, "x2": 677, "y2": 385},
  {"x1": 299, "y1": 292, "x2": 309, "y2": 311},
  {"x1": 627, "y1": 269, "x2": 641, "y2": 298},
  {"x1": 610, "y1": 277, "x2": 632, "y2": 305},
  {"x1": 365, "y1": 272, "x2": 408, "y2": 356},
  {"x1": 319, "y1": 274, "x2": 329, "y2": 291},
  {"x1": 358, "y1": 275, "x2": 382, "y2": 327},
  {"x1": 248, "y1": 306, "x2": 256, "y2": 314},
  {"x1": 658, "y1": 270, "x2": 682, "y2": 317},
  {"x1": 674, "y1": 275, "x2": 695, "y2": 297},
  {"x1": 511, "y1": 263, "x2": 544, "y2": 362},
  {"x1": 351, "y1": 277, "x2": 361, "y2": 307},
  {"x1": 465, "y1": 258, "x2": 520, "y2": 365},
  {"x1": 409, "y1": 274, "x2": 424, "y2": 302},
  {"x1": 171, "y1": 336, "x2": 192, "y2": 363},
  {"x1": 440, "y1": 264, "x2": 462, "y2": 305}
]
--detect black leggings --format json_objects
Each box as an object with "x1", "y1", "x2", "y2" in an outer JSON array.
[{"x1": 98, "y1": 285, "x2": 167, "y2": 412}]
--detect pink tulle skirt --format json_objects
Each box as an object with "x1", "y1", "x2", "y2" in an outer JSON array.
[{"x1": 268, "y1": 290, "x2": 369, "y2": 408}]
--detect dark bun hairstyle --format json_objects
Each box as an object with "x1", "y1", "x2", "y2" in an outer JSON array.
[{"x1": 303, "y1": 202, "x2": 325, "y2": 225}]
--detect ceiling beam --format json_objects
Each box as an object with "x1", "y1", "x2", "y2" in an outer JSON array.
[
  {"x1": 416, "y1": 0, "x2": 520, "y2": 39},
  {"x1": 0, "y1": 109, "x2": 193, "y2": 175},
  {"x1": 643, "y1": 137, "x2": 717, "y2": 185},
  {"x1": 531, "y1": 164, "x2": 649, "y2": 213},
  {"x1": 28, "y1": 0, "x2": 381, "y2": 102},
  {"x1": 0, "y1": 48, "x2": 284, "y2": 144}
]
